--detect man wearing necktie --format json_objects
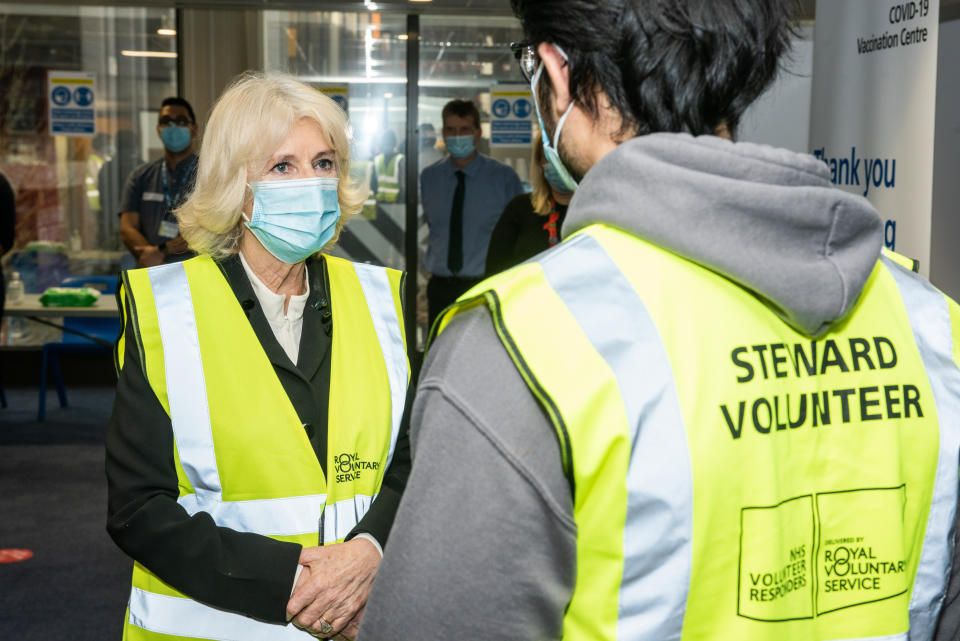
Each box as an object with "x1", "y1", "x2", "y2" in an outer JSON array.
[{"x1": 421, "y1": 99, "x2": 524, "y2": 329}]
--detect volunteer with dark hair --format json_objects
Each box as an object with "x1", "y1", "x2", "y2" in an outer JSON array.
[
  {"x1": 107, "y1": 73, "x2": 411, "y2": 641},
  {"x1": 485, "y1": 136, "x2": 571, "y2": 276},
  {"x1": 361, "y1": 1, "x2": 960, "y2": 639},
  {"x1": 420, "y1": 99, "x2": 523, "y2": 328},
  {"x1": 119, "y1": 96, "x2": 198, "y2": 267}
]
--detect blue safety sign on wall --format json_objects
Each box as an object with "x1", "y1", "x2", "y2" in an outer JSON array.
[
  {"x1": 51, "y1": 86, "x2": 71, "y2": 106},
  {"x1": 490, "y1": 86, "x2": 533, "y2": 147},
  {"x1": 47, "y1": 71, "x2": 96, "y2": 137},
  {"x1": 492, "y1": 99, "x2": 511, "y2": 119},
  {"x1": 74, "y1": 86, "x2": 94, "y2": 107},
  {"x1": 512, "y1": 99, "x2": 532, "y2": 119}
]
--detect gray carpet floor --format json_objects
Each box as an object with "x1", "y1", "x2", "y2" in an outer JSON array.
[{"x1": 0, "y1": 386, "x2": 131, "y2": 640}]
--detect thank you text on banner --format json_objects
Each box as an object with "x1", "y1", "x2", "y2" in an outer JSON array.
[{"x1": 809, "y1": 0, "x2": 939, "y2": 275}]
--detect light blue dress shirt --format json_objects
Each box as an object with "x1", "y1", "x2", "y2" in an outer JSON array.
[{"x1": 421, "y1": 154, "x2": 524, "y2": 278}]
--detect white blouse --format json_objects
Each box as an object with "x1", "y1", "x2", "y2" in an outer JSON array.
[
  {"x1": 237, "y1": 251, "x2": 384, "y2": 562},
  {"x1": 238, "y1": 251, "x2": 310, "y2": 366}
]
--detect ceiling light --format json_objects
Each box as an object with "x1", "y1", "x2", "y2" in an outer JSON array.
[
  {"x1": 397, "y1": 34, "x2": 409, "y2": 40},
  {"x1": 121, "y1": 50, "x2": 178, "y2": 58},
  {"x1": 157, "y1": 28, "x2": 177, "y2": 36}
]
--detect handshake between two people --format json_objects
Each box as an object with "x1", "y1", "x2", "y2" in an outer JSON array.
[{"x1": 286, "y1": 538, "x2": 381, "y2": 640}]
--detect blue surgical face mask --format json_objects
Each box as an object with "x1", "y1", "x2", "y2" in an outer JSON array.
[
  {"x1": 542, "y1": 162, "x2": 574, "y2": 195},
  {"x1": 160, "y1": 125, "x2": 192, "y2": 153},
  {"x1": 244, "y1": 177, "x2": 341, "y2": 264},
  {"x1": 446, "y1": 135, "x2": 476, "y2": 159},
  {"x1": 531, "y1": 47, "x2": 578, "y2": 192}
]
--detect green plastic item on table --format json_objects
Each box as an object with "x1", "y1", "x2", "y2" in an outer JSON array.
[
  {"x1": 25, "y1": 240, "x2": 68, "y2": 253},
  {"x1": 38, "y1": 287, "x2": 101, "y2": 307}
]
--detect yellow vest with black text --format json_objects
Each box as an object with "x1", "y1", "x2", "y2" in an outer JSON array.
[
  {"x1": 374, "y1": 153, "x2": 403, "y2": 203},
  {"x1": 117, "y1": 254, "x2": 408, "y2": 641},
  {"x1": 436, "y1": 224, "x2": 960, "y2": 641}
]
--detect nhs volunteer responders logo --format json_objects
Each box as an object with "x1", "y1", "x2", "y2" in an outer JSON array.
[
  {"x1": 738, "y1": 488, "x2": 909, "y2": 621},
  {"x1": 334, "y1": 451, "x2": 380, "y2": 483}
]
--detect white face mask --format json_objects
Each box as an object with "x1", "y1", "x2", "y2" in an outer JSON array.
[{"x1": 530, "y1": 45, "x2": 578, "y2": 193}]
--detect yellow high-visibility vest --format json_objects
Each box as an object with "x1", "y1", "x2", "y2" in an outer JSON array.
[
  {"x1": 436, "y1": 223, "x2": 960, "y2": 641},
  {"x1": 349, "y1": 159, "x2": 378, "y2": 221},
  {"x1": 374, "y1": 153, "x2": 403, "y2": 203},
  {"x1": 118, "y1": 254, "x2": 408, "y2": 641}
]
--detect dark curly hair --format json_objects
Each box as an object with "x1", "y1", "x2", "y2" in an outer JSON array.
[{"x1": 511, "y1": 0, "x2": 801, "y2": 138}]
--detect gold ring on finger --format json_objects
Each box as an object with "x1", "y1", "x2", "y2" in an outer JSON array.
[{"x1": 318, "y1": 618, "x2": 334, "y2": 635}]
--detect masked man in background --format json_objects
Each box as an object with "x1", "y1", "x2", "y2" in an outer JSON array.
[
  {"x1": 420, "y1": 99, "x2": 523, "y2": 328},
  {"x1": 119, "y1": 96, "x2": 198, "y2": 267}
]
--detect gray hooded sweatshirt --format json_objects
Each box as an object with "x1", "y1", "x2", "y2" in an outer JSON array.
[{"x1": 360, "y1": 134, "x2": 956, "y2": 640}]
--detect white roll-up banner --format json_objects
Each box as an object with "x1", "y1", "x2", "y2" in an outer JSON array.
[{"x1": 809, "y1": 0, "x2": 939, "y2": 275}]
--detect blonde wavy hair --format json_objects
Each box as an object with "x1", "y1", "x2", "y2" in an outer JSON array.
[
  {"x1": 177, "y1": 72, "x2": 365, "y2": 259},
  {"x1": 528, "y1": 135, "x2": 552, "y2": 216}
]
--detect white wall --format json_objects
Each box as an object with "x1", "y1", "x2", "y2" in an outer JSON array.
[
  {"x1": 737, "y1": 26, "x2": 814, "y2": 153},
  {"x1": 929, "y1": 18, "x2": 960, "y2": 300}
]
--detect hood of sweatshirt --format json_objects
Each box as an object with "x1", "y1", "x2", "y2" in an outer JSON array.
[{"x1": 563, "y1": 133, "x2": 883, "y2": 337}]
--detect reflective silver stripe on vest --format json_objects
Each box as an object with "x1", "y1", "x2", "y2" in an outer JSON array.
[
  {"x1": 376, "y1": 154, "x2": 402, "y2": 185},
  {"x1": 825, "y1": 634, "x2": 907, "y2": 641},
  {"x1": 539, "y1": 233, "x2": 694, "y2": 640},
  {"x1": 149, "y1": 263, "x2": 328, "y2": 537},
  {"x1": 352, "y1": 262, "x2": 407, "y2": 472},
  {"x1": 178, "y1": 493, "x2": 327, "y2": 537},
  {"x1": 322, "y1": 494, "x2": 376, "y2": 544},
  {"x1": 148, "y1": 263, "x2": 221, "y2": 502},
  {"x1": 129, "y1": 587, "x2": 314, "y2": 640},
  {"x1": 884, "y1": 258, "x2": 960, "y2": 638}
]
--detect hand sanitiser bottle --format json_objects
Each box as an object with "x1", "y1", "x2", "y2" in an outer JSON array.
[
  {"x1": 7, "y1": 271, "x2": 24, "y2": 304},
  {"x1": 6, "y1": 271, "x2": 25, "y2": 342}
]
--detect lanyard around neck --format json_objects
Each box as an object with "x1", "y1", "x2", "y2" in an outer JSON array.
[{"x1": 161, "y1": 156, "x2": 197, "y2": 212}]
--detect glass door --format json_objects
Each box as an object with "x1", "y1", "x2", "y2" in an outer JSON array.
[
  {"x1": 263, "y1": 9, "x2": 408, "y2": 272},
  {"x1": 414, "y1": 14, "x2": 525, "y2": 348}
]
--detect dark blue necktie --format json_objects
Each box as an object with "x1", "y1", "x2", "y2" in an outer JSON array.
[{"x1": 447, "y1": 170, "x2": 465, "y2": 274}]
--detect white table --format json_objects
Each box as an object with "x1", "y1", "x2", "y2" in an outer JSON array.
[
  {"x1": 4, "y1": 294, "x2": 119, "y2": 319},
  {"x1": 4, "y1": 294, "x2": 119, "y2": 345}
]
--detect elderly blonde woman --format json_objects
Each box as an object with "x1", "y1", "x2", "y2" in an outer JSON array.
[{"x1": 105, "y1": 73, "x2": 410, "y2": 641}]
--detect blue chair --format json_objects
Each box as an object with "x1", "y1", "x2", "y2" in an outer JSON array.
[{"x1": 38, "y1": 275, "x2": 121, "y2": 421}]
